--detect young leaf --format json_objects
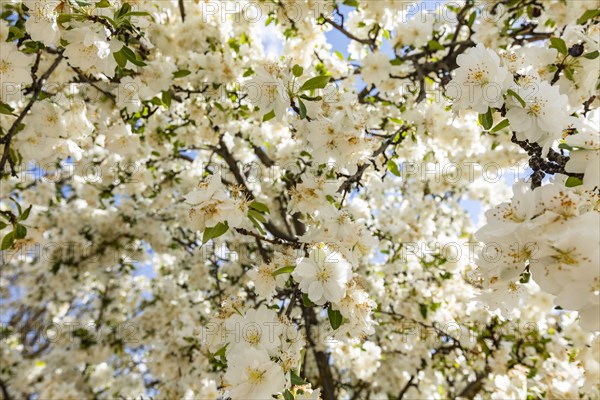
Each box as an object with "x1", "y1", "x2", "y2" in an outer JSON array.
[
  {"x1": 113, "y1": 50, "x2": 127, "y2": 68},
  {"x1": 249, "y1": 201, "x2": 270, "y2": 214},
  {"x1": 0, "y1": 102, "x2": 15, "y2": 115},
  {"x1": 1, "y1": 231, "x2": 14, "y2": 250},
  {"x1": 549, "y1": 37, "x2": 567, "y2": 55},
  {"x1": 263, "y1": 110, "x2": 276, "y2": 122},
  {"x1": 248, "y1": 214, "x2": 267, "y2": 235},
  {"x1": 283, "y1": 390, "x2": 294, "y2": 400},
  {"x1": 302, "y1": 293, "x2": 314, "y2": 307},
  {"x1": 490, "y1": 119, "x2": 510, "y2": 133},
  {"x1": 298, "y1": 98, "x2": 307, "y2": 119},
  {"x1": 478, "y1": 108, "x2": 494, "y2": 130},
  {"x1": 15, "y1": 224, "x2": 26, "y2": 239},
  {"x1": 300, "y1": 75, "x2": 330, "y2": 91},
  {"x1": 290, "y1": 371, "x2": 309, "y2": 386},
  {"x1": 427, "y1": 39, "x2": 445, "y2": 51},
  {"x1": 161, "y1": 90, "x2": 171, "y2": 107},
  {"x1": 292, "y1": 64, "x2": 304, "y2": 77},
  {"x1": 387, "y1": 160, "x2": 401, "y2": 177},
  {"x1": 327, "y1": 307, "x2": 343, "y2": 329},
  {"x1": 202, "y1": 222, "x2": 229, "y2": 243},
  {"x1": 577, "y1": 9, "x2": 600, "y2": 25},
  {"x1": 173, "y1": 69, "x2": 191, "y2": 78},
  {"x1": 248, "y1": 209, "x2": 266, "y2": 223},
  {"x1": 507, "y1": 89, "x2": 526, "y2": 108},
  {"x1": 18, "y1": 205, "x2": 32, "y2": 222},
  {"x1": 272, "y1": 266, "x2": 295, "y2": 276},
  {"x1": 565, "y1": 176, "x2": 583, "y2": 187}
]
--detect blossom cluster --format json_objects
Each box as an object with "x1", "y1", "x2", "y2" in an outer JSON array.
[{"x1": 0, "y1": 0, "x2": 598, "y2": 399}]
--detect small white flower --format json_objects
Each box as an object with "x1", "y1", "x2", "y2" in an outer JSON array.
[
  {"x1": 292, "y1": 246, "x2": 352, "y2": 305},
  {"x1": 248, "y1": 262, "x2": 288, "y2": 301},
  {"x1": 360, "y1": 51, "x2": 392, "y2": 87},
  {"x1": 0, "y1": 44, "x2": 33, "y2": 88},
  {"x1": 506, "y1": 80, "x2": 572, "y2": 151},
  {"x1": 224, "y1": 347, "x2": 286, "y2": 400},
  {"x1": 224, "y1": 306, "x2": 283, "y2": 356},
  {"x1": 449, "y1": 43, "x2": 513, "y2": 113}
]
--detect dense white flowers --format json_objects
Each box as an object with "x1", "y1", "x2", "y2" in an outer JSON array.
[
  {"x1": 476, "y1": 181, "x2": 600, "y2": 330},
  {"x1": 1, "y1": 1, "x2": 598, "y2": 399}
]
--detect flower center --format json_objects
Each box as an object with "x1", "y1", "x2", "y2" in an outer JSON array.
[
  {"x1": 527, "y1": 98, "x2": 547, "y2": 116},
  {"x1": 317, "y1": 267, "x2": 331, "y2": 283},
  {"x1": 246, "y1": 367, "x2": 266, "y2": 384},
  {"x1": 467, "y1": 66, "x2": 488, "y2": 85},
  {"x1": 0, "y1": 60, "x2": 11, "y2": 74},
  {"x1": 245, "y1": 328, "x2": 261, "y2": 345}
]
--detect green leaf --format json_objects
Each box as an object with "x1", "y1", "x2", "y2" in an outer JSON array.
[
  {"x1": 243, "y1": 68, "x2": 255, "y2": 77},
  {"x1": 262, "y1": 109, "x2": 276, "y2": 122},
  {"x1": 290, "y1": 371, "x2": 309, "y2": 386},
  {"x1": 213, "y1": 344, "x2": 227, "y2": 358},
  {"x1": 248, "y1": 215, "x2": 266, "y2": 235},
  {"x1": 387, "y1": 160, "x2": 401, "y2": 177},
  {"x1": 549, "y1": 37, "x2": 568, "y2": 55},
  {"x1": 19, "y1": 205, "x2": 32, "y2": 221},
  {"x1": 558, "y1": 142, "x2": 574, "y2": 151},
  {"x1": 507, "y1": 89, "x2": 526, "y2": 108},
  {"x1": 173, "y1": 69, "x2": 191, "y2": 78},
  {"x1": 113, "y1": 50, "x2": 127, "y2": 68},
  {"x1": 292, "y1": 64, "x2": 304, "y2": 77},
  {"x1": 302, "y1": 293, "x2": 314, "y2": 307},
  {"x1": 478, "y1": 108, "x2": 493, "y2": 130},
  {"x1": 565, "y1": 176, "x2": 583, "y2": 187},
  {"x1": 162, "y1": 91, "x2": 172, "y2": 107},
  {"x1": 249, "y1": 201, "x2": 269, "y2": 214},
  {"x1": 0, "y1": 102, "x2": 14, "y2": 115},
  {"x1": 202, "y1": 222, "x2": 229, "y2": 243},
  {"x1": 327, "y1": 308, "x2": 343, "y2": 330},
  {"x1": 116, "y1": 46, "x2": 146, "y2": 67},
  {"x1": 577, "y1": 9, "x2": 600, "y2": 25},
  {"x1": 272, "y1": 266, "x2": 295, "y2": 276},
  {"x1": 248, "y1": 209, "x2": 266, "y2": 223},
  {"x1": 468, "y1": 11, "x2": 476, "y2": 27},
  {"x1": 56, "y1": 14, "x2": 76, "y2": 24},
  {"x1": 14, "y1": 224, "x2": 26, "y2": 239},
  {"x1": 96, "y1": 0, "x2": 111, "y2": 7},
  {"x1": 419, "y1": 303, "x2": 428, "y2": 319},
  {"x1": 564, "y1": 67, "x2": 574, "y2": 81},
  {"x1": 298, "y1": 98, "x2": 307, "y2": 119},
  {"x1": 427, "y1": 39, "x2": 445, "y2": 51},
  {"x1": 334, "y1": 50, "x2": 344, "y2": 60},
  {"x1": 0, "y1": 222, "x2": 7, "y2": 230},
  {"x1": 343, "y1": 0, "x2": 359, "y2": 7},
  {"x1": 283, "y1": 390, "x2": 294, "y2": 400},
  {"x1": 490, "y1": 119, "x2": 510, "y2": 133},
  {"x1": 1, "y1": 231, "x2": 14, "y2": 250},
  {"x1": 300, "y1": 75, "x2": 330, "y2": 91},
  {"x1": 583, "y1": 50, "x2": 600, "y2": 60},
  {"x1": 115, "y1": 2, "x2": 131, "y2": 18}
]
